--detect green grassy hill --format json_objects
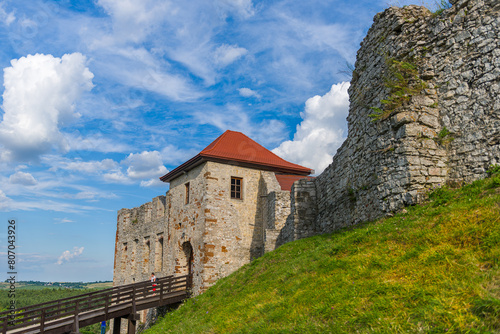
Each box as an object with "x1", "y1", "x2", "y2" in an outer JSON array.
[{"x1": 146, "y1": 169, "x2": 500, "y2": 334}]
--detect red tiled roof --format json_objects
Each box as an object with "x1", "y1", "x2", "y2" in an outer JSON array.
[
  {"x1": 160, "y1": 130, "x2": 313, "y2": 182},
  {"x1": 275, "y1": 174, "x2": 315, "y2": 191}
]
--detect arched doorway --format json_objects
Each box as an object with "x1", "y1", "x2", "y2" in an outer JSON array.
[{"x1": 178, "y1": 241, "x2": 193, "y2": 288}]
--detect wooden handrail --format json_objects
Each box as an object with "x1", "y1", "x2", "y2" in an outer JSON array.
[{"x1": 0, "y1": 275, "x2": 190, "y2": 334}]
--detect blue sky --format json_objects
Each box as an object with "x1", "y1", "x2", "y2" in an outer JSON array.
[{"x1": 0, "y1": 0, "x2": 435, "y2": 282}]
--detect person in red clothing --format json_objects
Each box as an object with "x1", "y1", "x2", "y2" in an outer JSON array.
[{"x1": 150, "y1": 272, "x2": 157, "y2": 295}]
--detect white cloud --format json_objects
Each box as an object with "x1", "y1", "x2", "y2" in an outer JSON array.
[
  {"x1": 9, "y1": 171, "x2": 37, "y2": 186},
  {"x1": 273, "y1": 82, "x2": 350, "y2": 174},
  {"x1": 0, "y1": 53, "x2": 94, "y2": 162},
  {"x1": 74, "y1": 191, "x2": 117, "y2": 200},
  {"x1": 103, "y1": 171, "x2": 132, "y2": 184},
  {"x1": 215, "y1": 0, "x2": 255, "y2": 19},
  {"x1": 238, "y1": 87, "x2": 261, "y2": 98},
  {"x1": 160, "y1": 145, "x2": 198, "y2": 166},
  {"x1": 96, "y1": 0, "x2": 171, "y2": 44},
  {"x1": 56, "y1": 246, "x2": 84, "y2": 265},
  {"x1": 0, "y1": 190, "x2": 13, "y2": 210},
  {"x1": 65, "y1": 134, "x2": 131, "y2": 153},
  {"x1": 214, "y1": 44, "x2": 248, "y2": 67},
  {"x1": 123, "y1": 151, "x2": 168, "y2": 180},
  {"x1": 140, "y1": 178, "x2": 165, "y2": 187},
  {"x1": 54, "y1": 218, "x2": 75, "y2": 224},
  {"x1": 0, "y1": 3, "x2": 15, "y2": 25},
  {"x1": 46, "y1": 157, "x2": 119, "y2": 174}
]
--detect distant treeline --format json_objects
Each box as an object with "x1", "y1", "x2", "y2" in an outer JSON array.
[
  {"x1": 2, "y1": 280, "x2": 112, "y2": 289},
  {"x1": 0, "y1": 287, "x2": 102, "y2": 311}
]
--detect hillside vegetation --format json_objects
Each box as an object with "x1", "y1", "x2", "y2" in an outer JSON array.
[{"x1": 146, "y1": 169, "x2": 500, "y2": 333}]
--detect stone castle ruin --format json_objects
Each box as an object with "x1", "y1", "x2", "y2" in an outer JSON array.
[
  {"x1": 113, "y1": 130, "x2": 315, "y2": 299},
  {"x1": 114, "y1": 0, "x2": 499, "y2": 307}
]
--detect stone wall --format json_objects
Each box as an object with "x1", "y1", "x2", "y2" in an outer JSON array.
[
  {"x1": 275, "y1": 179, "x2": 317, "y2": 246},
  {"x1": 311, "y1": 0, "x2": 500, "y2": 234}
]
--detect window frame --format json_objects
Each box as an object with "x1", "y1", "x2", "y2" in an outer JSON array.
[
  {"x1": 230, "y1": 177, "x2": 243, "y2": 200},
  {"x1": 185, "y1": 182, "x2": 190, "y2": 204}
]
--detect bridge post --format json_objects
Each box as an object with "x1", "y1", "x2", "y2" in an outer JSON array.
[
  {"x1": 40, "y1": 309, "x2": 46, "y2": 333},
  {"x1": 127, "y1": 314, "x2": 139, "y2": 334},
  {"x1": 159, "y1": 279, "x2": 163, "y2": 305},
  {"x1": 105, "y1": 293, "x2": 109, "y2": 315},
  {"x1": 71, "y1": 300, "x2": 80, "y2": 334},
  {"x1": 112, "y1": 317, "x2": 121, "y2": 334},
  {"x1": 2, "y1": 314, "x2": 7, "y2": 334}
]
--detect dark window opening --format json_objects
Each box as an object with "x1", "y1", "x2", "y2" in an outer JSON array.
[
  {"x1": 185, "y1": 182, "x2": 190, "y2": 204},
  {"x1": 231, "y1": 177, "x2": 242, "y2": 199}
]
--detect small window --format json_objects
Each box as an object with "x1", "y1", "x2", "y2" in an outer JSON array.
[
  {"x1": 185, "y1": 182, "x2": 190, "y2": 204},
  {"x1": 231, "y1": 177, "x2": 242, "y2": 199}
]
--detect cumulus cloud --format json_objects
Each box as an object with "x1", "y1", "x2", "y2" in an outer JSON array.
[
  {"x1": 273, "y1": 82, "x2": 350, "y2": 174},
  {"x1": 103, "y1": 171, "x2": 131, "y2": 184},
  {"x1": 123, "y1": 151, "x2": 168, "y2": 180},
  {"x1": 160, "y1": 144, "x2": 198, "y2": 166},
  {"x1": 238, "y1": 87, "x2": 261, "y2": 99},
  {"x1": 9, "y1": 171, "x2": 37, "y2": 186},
  {"x1": 140, "y1": 178, "x2": 165, "y2": 187},
  {"x1": 100, "y1": 151, "x2": 168, "y2": 187},
  {"x1": 56, "y1": 246, "x2": 84, "y2": 265},
  {"x1": 0, "y1": 53, "x2": 94, "y2": 162},
  {"x1": 214, "y1": 44, "x2": 248, "y2": 67}
]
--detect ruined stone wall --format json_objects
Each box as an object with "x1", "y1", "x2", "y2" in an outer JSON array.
[
  {"x1": 276, "y1": 179, "x2": 318, "y2": 246},
  {"x1": 113, "y1": 196, "x2": 167, "y2": 286},
  {"x1": 312, "y1": 0, "x2": 499, "y2": 234}
]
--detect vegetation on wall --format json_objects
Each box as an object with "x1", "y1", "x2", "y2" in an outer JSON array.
[
  {"x1": 370, "y1": 57, "x2": 427, "y2": 121},
  {"x1": 144, "y1": 168, "x2": 500, "y2": 333},
  {"x1": 433, "y1": 0, "x2": 452, "y2": 16}
]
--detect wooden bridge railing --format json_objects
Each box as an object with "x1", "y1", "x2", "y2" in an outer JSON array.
[{"x1": 0, "y1": 275, "x2": 190, "y2": 334}]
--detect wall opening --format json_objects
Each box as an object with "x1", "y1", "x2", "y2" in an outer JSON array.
[
  {"x1": 155, "y1": 234, "x2": 164, "y2": 273},
  {"x1": 121, "y1": 243, "x2": 127, "y2": 283},
  {"x1": 131, "y1": 239, "x2": 138, "y2": 277},
  {"x1": 177, "y1": 241, "x2": 193, "y2": 287},
  {"x1": 144, "y1": 237, "x2": 150, "y2": 274}
]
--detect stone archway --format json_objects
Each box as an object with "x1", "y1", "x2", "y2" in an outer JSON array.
[{"x1": 178, "y1": 241, "x2": 193, "y2": 287}]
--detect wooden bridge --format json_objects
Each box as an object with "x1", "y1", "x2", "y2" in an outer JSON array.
[{"x1": 0, "y1": 275, "x2": 190, "y2": 334}]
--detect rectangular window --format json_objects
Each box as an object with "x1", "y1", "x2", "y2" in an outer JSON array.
[
  {"x1": 231, "y1": 177, "x2": 242, "y2": 199},
  {"x1": 185, "y1": 182, "x2": 190, "y2": 204}
]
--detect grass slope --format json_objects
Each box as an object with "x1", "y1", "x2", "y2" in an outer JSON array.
[{"x1": 146, "y1": 171, "x2": 500, "y2": 334}]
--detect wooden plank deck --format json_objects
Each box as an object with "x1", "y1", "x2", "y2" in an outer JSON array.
[{"x1": 0, "y1": 276, "x2": 190, "y2": 334}]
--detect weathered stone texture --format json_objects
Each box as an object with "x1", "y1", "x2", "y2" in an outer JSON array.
[{"x1": 311, "y1": 0, "x2": 499, "y2": 235}]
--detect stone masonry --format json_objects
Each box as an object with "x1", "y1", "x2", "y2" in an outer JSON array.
[{"x1": 293, "y1": 0, "x2": 500, "y2": 236}]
